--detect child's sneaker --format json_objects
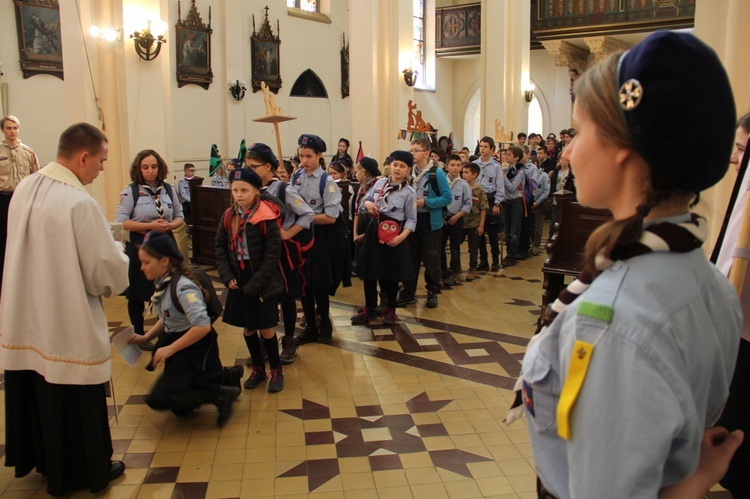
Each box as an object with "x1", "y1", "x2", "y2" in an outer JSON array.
[
  {"x1": 350, "y1": 307, "x2": 376, "y2": 324},
  {"x1": 279, "y1": 335, "x2": 297, "y2": 364},
  {"x1": 243, "y1": 366, "x2": 266, "y2": 389},
  {"x1": 383, "y1": 308, "x2": 398, "y2": 325},
  {"x1": 466, "y1": 269, "x2": 478, "y2": 281},
  {"x1": 268, "y1": 366, "x2": 284, "y2": 393}
]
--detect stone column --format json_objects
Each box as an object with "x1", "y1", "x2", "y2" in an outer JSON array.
[{"x1": 481, "y1": 0, "x2": 531, "y2": 141}]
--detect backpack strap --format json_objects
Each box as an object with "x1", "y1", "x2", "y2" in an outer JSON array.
[
  {"x1": 169, "y1": 271, "x2": 186, "y2": 316},
  {"x1": 291, "y1": 170, "x2": 328, "y2": 199},
  {"x1": 129, "y1": 183, "x2": 140, "y2": 218},
  {"x1": 277, "y1": 181, "x2": 288, "y2": 207},
  {"x1": 428, "y1": 166, "x2": 440, "y2": 198}
]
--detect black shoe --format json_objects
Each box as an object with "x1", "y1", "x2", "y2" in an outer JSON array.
[
  {"x1": 477, "y1": 262, "x2": 489, "y2": 272},
  {"x1": 396, "y1": 294, "x2": 416, "y2": 307},
  {"x1": 503, "y1": 258, "x2": 517, "y2": 268},
  {"x1": 137, "y1": 341, "x2": 155, "y2": 352},
  {"x1": 244, "y1": 366, "x2": 267, "y2": 389},
  {"x1": 224, "y1": 365, "x2": 244, "y2": 389},
  {"x1": 279, "y1": 336, "x2": 297, "y2": 365},
  {"x1": 215, "y1": 385, "x2": 241, "y2": 428},
  {"x1": 109, "y1": 460, "x2": 125, "y2": 481},
  {"x1": 491, "y1": 261, "x2": 500, "y2": 272},
  {"x1": 426, "y1": 292, "x2": 438, "y2": 309},
  {"x1": 295, "y1": 326, "x2": 318, "y2": 345},
  {"x1": 317, "y1": 323, "x2": 333, "y2": 344},
  {"x1": 268, "y1": 366, "x2": 285, "y2": 393}
]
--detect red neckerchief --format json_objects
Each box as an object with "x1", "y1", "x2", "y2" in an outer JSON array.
[{"x1": 229, "y1": 199, "x2": 260, "y2": 269}]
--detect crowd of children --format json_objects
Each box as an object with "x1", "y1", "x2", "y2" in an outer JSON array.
[{"x1": 127, "y1": 130, "x2": 576, "y2": 428}]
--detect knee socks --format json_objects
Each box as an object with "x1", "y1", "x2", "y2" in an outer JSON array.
[{"x1": 244, "y1": 331, "x2": 281, "y2": 370}]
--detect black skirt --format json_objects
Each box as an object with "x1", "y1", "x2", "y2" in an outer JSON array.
[
  {"x1": 222, "y1": 262, "x2": 279, "y2": 330},
  {"x1": 280, "y1": 238, "x2": 305, "y2": 300},
  {"x1": 4, "y1": 370, "x2": 113, "y2": 496},
  {"x1": 305, "y1": 215, "x2": 352, "y2": 295},
  {"x1": 124, "y1": 231, "x2": 175, "y2": 302},
  {"x1": 718, "y1": 338, "x2": 750, "y2": 495},
  {"x1": 356, "y1": 215, "x2": 415, "y2": 282}
]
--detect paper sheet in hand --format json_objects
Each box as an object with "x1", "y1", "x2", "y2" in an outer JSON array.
[{"x1": 110, "y1": 326, "x2": 142, "y2": 367}]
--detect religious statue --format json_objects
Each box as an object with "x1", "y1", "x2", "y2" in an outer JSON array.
[
  {"x1": 494, "y1": 119, "x2": 511, "y2": 143},
  {"x1": 261, "y1": 81, "x2": 283, "y2": 116}
]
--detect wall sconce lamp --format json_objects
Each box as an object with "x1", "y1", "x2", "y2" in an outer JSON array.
[
  {"x1": 89, "y1": 25, "x2": 123, "y2": 42},
  {"x1": 130, "y1": 20, "x2": 167, "y2": 61},
  {"x1": 523, "y1": 85, "x2": 535, "y2": 103},
  {"x1": 229, "y1": 80, "x2": 247, "y2": 101},
  {"x1": 403, "y1": 67, "x2": 418, "y2": 87}
]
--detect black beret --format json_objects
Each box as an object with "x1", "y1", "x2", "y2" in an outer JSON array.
[
  {"x1": 357, "y1": 157, "x2": 381, "y2": 178},
  {"x1": 389, "y1": 150, "x2": 414, "y2": 169},
  {"x1": 142, "y1": 231, "x2": 183, "y2": 261},
  {"x1": 298, "y1": 134, "x2": 327, "y2": 153},
  {"x1": 230, "y1": 168, "x2": 263, "y2": 190},
  {"x1": 247, "y1": 142, "x2": 278, "y2": 169},
  {"x1": 616, "y1": 31, "x2": 735, "y2": 192}
]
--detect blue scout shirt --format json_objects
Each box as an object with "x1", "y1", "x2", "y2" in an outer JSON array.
[
  {"x1": 155, "y1": 274, "x2": 212, "y2": 333},
  {"x1": 473, "y1": 157, "x2": 505, "y2": 205},
  {"x1": 177, "y1": 177, "x2": 191, "y2": 203},
  {"x1": 116, "y1": 183, "x2": 184, "y2": 223},
  {"x1": 265, "y1": 179, "x2": 314, "y2": 231},
  {"x1": 365, "y1": 177, "x2": 418, "y2": 232},
  {"x1": 533, "y1": 170, "x2": 550, "y2": 205},
  {"x1": 445, "y1": 176, "x2": 472, "y2": 217},
  {"x1": 502, "y1": 165, "x2": 524, "y2": 201},
  {"x1": 522, "y1": 214, "x2": 741, "y2": 499},
  {"x1": 292, "y1": 166, "x2": 341, "y2": 218}
]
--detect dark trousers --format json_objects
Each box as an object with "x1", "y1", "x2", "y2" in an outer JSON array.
[
  {"x1": 518, "y1": 204, "x2": 532, "y2": 255},
  {"x1": 0, "y1": 192, "x2": 12, "y2": 288},
  {"x1": 128, "y1": 300, "x2": 146, "y2": 336},
  {"x1": 503, "y1": 199, "x2": 523, "y2": 259},
  {"x1": 182, "y1": 201, "x2": 191, "y2": 226},
  {"x1": 463, "y1": 227, "x2": 481, "y2": 269},
  {"x1": 479, "y1": 212, "x2": 501, "y2": 265},
  {"x1": 301, "y1": 286, "x2": 331, "y2": 332},
  {"x1": 279, "y1": 294, "x2": 297, "y2": 337},
  {"x1": 531, "y1": 200, "x2": 549, "y2": 249},
  {"x1": 441, "y1": 217, "x2": 464, "y2": 275},
  {"x1": 364, "y1": 279, "x2": 398, "y2": 309},
  {"x1": 401, "y1": 213, "x2": 443, "y2": 297}
]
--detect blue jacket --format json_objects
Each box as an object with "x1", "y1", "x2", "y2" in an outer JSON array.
[{"x1": 413, "y1": 164, "x2": 452, "y2": 231}]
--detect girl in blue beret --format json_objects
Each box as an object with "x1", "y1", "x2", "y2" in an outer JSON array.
[{"x1": 515, "y1": 31, "x2": 743, "y2": 498}]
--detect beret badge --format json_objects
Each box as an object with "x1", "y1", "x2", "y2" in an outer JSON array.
[{"x1": 619, "y1": 78, "x2": 643, "y2": 111}]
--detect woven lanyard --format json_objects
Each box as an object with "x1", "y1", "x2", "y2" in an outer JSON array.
[
  {"x1": 142, "y1": 183, "x2": 164, "y2": 219},
  {"x1": 557, "y1": 339, "x2": 595, "y2": 440}
]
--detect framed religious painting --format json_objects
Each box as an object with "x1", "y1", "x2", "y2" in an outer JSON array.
[
  {"x1": 250, "y1": 6, "x2": 282, "y2": 94},
  {"x1": 14, "y1": 0, "x2": 63, "y2": 80},
  {"x1": 176, "y1": 0, "x2": 213, "y2": 89}
]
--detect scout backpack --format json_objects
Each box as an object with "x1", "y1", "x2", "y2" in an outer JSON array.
[{"x1": 169, "y1": 267, "x2": 223, "y2": 323}]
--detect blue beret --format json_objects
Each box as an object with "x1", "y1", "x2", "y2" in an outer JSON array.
[
  {"x1": 617, "y1": 31, "x2": 735, "y2": 192},
  {"x1": 142, "y1": 231, "x2": 183, "y2": 261},
  {"x1": 247, "y1": 142, "x2": 278, "y2": 169},
  {"x1": 230, "y1": 167, "x2": 263, "y2": 190},
  {"x1": 357, "y1": 157, "x2": 381, "y2": 178},
  {"x1": 298, "y1": 134, "x2": 327, "y2": 153},
  {"x1": 389, "y1": 150, "x2": 414, "y2": 169}
]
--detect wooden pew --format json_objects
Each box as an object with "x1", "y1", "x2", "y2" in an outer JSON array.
[{"x1": 542, "y1": 192, "x2": 611, "y2": 306}]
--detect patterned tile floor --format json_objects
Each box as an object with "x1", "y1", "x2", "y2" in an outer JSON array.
[{"x1": 0, "y1": 248, "x2": 732, "y2": 498}]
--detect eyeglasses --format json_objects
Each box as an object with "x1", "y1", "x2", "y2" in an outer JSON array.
[
  {"x1": 409, "y1": 149, "x2": 426, "y2": 154},
  {"x1": 246, "y1": 163, "x2": 266, "y2": 169}
]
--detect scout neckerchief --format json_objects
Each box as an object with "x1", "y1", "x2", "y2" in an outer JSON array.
[
  {"x1": 447, "y1": 175, "x2": 461, "y2": 189},
  {"x1": 142, "y1": 183, "x2": 164, "y2": 219},
  {"x1": 379, "y1": 179, "x2": 408, "y2": 211},
  {"x1": 505, "y1": 214, "x2": 707, "y2": 439},
  {"x1": 355, "y1": 178, "x2": 378, "y2": 213},
  {"x1": 412, "y1": 162, "x2": 432, "y2": 186},
  {"x1": 145, "y1": 272, "x2": 172, "y2": 317},
  {"x1": 229, "y1": 199, "x2": 260, "y2": 269}
]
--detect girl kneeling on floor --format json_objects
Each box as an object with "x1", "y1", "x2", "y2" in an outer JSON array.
[
  {"x1": 216, "y1": 168, "x2": 286, "y2": 393},
  {"x1": 352, "y1": 150, "x2": 417, "y2": 325},
  {"x1": 130, "y1": 231, "x2": 243, "y2": 428}
]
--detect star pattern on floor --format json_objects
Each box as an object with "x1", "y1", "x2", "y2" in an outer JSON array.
[{"x1": 276, "y1": 394, "x2": 492, "y2": 492}]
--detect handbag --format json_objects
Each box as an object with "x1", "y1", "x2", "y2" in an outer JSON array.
[{"x1": 377, "y1": 218, "x2": 402, "y2": 244}]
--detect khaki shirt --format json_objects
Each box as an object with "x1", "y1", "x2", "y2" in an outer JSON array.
[{"x1": 0, "y1": 140, "x2": 40, "y2": 192}]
